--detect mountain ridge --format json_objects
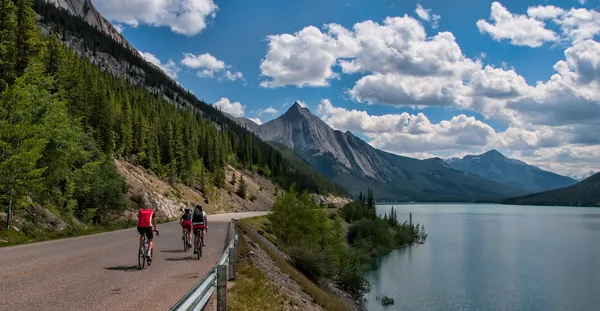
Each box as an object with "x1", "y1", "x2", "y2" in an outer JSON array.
[
  {"x1": 445, "y1": 150, "x2": 577, "y2": 193},
  {"x1": 45, "y1": 0, "x2": 137, "y2": 54},
  {"x1": 237, "y1": 103, "x2": 524, "y2": 201}
]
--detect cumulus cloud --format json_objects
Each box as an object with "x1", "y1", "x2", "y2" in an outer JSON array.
[
  {"x1": 214, "y1": 97, "x2": 244, "y2": 117},
  {"x1": 181, "y1": 53, "x2": 244, "y2": 81},
  {"x1": 415, "y1": 4, "x2": 440, "y2": 28},
  {"x1": 476, "y1": 2, "x2": 559, "y2": 47},
  {"x1": 94, "y1": 0, "x2": 218, "y2": 36},
  {"x1": 139, "y1": 51, "x2": 180, "y2": 78},
  {"x1": 259, "y1": 7, "x2": 600, "y2": 175}
]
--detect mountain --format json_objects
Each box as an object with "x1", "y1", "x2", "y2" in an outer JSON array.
[
  {"x1": 242, "y1": 103, "x2": 521, "y2": 201},
  {"x1": 25, "y1": 0, "x2": 349, "y2": 198},
  {"x1": 503, "y1": 173, "x2": 600, "y2": 207},
  {"x1": 44, "y1": 0, "x2": 136, "y2": 53},
  {"x1": 445, "y1": 150, "x2": 577, "y2": 193},
  {"x1": 567, "y1": 170, "x2": 597, "y2": 181}
]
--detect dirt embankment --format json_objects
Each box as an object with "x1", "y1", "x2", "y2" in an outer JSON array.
[
  {"x1": 115, "y1": 161, "x2": 279, "y2": 221},
  {"x1": 116, "y1": 160, "x2": 352, "y2": 222}
]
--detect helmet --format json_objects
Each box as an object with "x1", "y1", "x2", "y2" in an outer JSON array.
[
  {"x1": 184, "y1": 207, "x2": 191, "y2": 213},
  {"x1": 195, "y1": 204, "x2": 203, "y2": 210}
]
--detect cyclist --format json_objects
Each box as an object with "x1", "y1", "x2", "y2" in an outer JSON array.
[
  {"x1": 180, "y1": 207, "x2": 193, "y2": 249},
  {"x1": 137, "y1": 203, "x2": 158, "y2": 261},
  {"x1": 192, "y1": 204, "x2": 208, "y2": 254}
]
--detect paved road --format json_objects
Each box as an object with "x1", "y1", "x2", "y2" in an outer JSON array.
[{"x1": 0, "y1": 211, "x2": 268, "y2": 311}]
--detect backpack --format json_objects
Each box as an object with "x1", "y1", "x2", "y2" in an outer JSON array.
[{"x1": 192, "y1": 208, "x2": 204, "y2": 223}]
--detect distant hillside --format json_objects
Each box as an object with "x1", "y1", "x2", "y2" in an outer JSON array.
[
  {"x1": 503, "y1": 173, "x2": 600, "y2": 207},
  {"x1": 445, "y1": 150, "x2": 577, "y2": 193},
  {"x1": 236, "y1": 103, "x2": 521, "y2": 201}
]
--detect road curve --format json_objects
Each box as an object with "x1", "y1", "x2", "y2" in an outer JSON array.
[{"x1": 0, "y1": 211, "x2": 269, "y2": 311}]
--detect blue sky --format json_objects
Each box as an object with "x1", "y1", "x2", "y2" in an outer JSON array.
[{"x1": 93, "y1": 0, "x2": 600, "y2": 178}]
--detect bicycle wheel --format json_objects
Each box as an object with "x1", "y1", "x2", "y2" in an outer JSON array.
[
  {"x1": 183, "y1": 231, "x2": 188, "y2": 252},
  {"x1": 138, "y1": 241, "x2": 146, "y2": 269},
  {"x1": 196, "y1": 234, "x2": 201, "y2": 260}
]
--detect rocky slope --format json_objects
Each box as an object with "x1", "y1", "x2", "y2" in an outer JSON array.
[
  {"x1": 241, "y1": 103, "x2": 521, "y2": 201},
  {"x1": 44, "y1": 0, "x2": 136, "y2": 53},
  {"x1": 445, "y1": 150, "x2": 577, "y2": 193}
]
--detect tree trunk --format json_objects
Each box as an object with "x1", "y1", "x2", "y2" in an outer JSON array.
[{"x1": 5, "y1": 196, "x2": 12, "y2": 230}]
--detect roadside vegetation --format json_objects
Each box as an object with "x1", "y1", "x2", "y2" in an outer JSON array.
[
  {"x1": 243, "y1": 186, "x2": 428, "y2": 305},
  {"x1": 229, "y1": 227, "x2": 296, "y2": 311},
  {"x1": 0, "y1": 0, "x2": 346, "y2": 244}
]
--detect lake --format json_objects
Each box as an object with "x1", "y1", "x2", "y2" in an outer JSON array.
[{"x1": 365, "y1": 204, "x2": 600, "y2": 311}]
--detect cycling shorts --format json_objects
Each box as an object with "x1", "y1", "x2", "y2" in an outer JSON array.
[
  {"x1": 137, "y1": 226, "x2": 154, "y2": 239},
  {"x1": 181, "y1": 220, "x2": 192, "y2": 231},
  {"x1": 192, "y1": 223, "x2": 206, "y2": 235}
]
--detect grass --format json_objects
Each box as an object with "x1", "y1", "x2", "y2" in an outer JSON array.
[
  {"x1": 237, "y1": 221, "x2": 349, "y2": 311},
  {"x1": 241, "y1": 215, "x2": 277, "y2": 245},
  {"x1": 229, "y1": 228, "x2": 295, "y2": 311}
]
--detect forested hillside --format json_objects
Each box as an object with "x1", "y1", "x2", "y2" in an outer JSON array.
[
  {"x1": 503, "y1": 173, "x2": 600, "y2": 207},
  {"x1": 0, "y1": 0, "x2": 346, "y2": 231}
]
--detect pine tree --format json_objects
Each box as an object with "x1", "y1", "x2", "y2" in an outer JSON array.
[
  {"x1": 0, "y1": 0, "x2": 18, "y2": 92},
  {"x1": 237, "y1": 174, "x2": 246, "y2": 199}
]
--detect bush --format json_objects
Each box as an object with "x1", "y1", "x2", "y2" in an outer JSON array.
[
  {"x1": 288, "y1": 244, "x2": 335, "y2": 281},
  {"x1": 337, "y1": 250, "x2": 371, "y2": 297}
]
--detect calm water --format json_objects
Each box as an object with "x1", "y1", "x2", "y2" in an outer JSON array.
[{"x1": 365, "y1": 204, "x2": 600, "y2": 311}]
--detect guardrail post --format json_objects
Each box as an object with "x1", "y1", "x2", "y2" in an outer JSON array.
[
  {"x1": 217, "y1": 264, "x2": 227, "y2": 311},
  {"x1": 228, "y1": 246, "x2": 236, "y2": 280}
]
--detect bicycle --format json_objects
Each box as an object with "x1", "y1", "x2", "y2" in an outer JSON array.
[
  {"x1": 138, "y1": 229, "x2": 159, "y2": 270},
  {"x1": 193, "y1": 229, "x2": 204, "y2": 260},
  {"x1": 183, "y1": 228, "x2": 190, "y2": 252}
]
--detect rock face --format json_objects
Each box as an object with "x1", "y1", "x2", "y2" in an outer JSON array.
[
  {"x1": 242, "y1": 103, "x2": 520, "y2": 201},
  {"x1": 45, "y1": 0, "x2": 136, "y2": 53},
  {"x1": 445, "y1": 150, "x2": 577, "y2": 193}
]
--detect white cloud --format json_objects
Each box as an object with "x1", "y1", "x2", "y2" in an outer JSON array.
[
  {"x1": 296, "y1": 100, "x2": 308, "y2": 108},
  {"x1": 181, "y1": 53, "x2": 243, "y2": 81},
  {"x1": 259, "y1": 25, "x2": 360, "y2": 88},
  {"x1": 415, "y1": 4, "x2": 440, "y2": 29},
  {"x1": 248, "y1": 118, "x2": 263, "y2": 125},
  {"x1": 94, "y1": 0, "x2": 218, "y2": 36},
  {"x1": 476, "y1": 2, "x2": 559, "y2": 47},
  {"x1": 259, "y1": 9, "x2": 600, "y2": 175},
  {"x1": 214, "y1": 97, "x2": 245, "y2": 117},
  {"x1": 262, "y1": 107, "x2": 279, "y2": 116},
  {"x1": 224, "y1": 70, "x2": 244, "y2": 81},
  {"x1": 577, "y1": 0, "x2": 587, "y2": 5},
  {"x1": 316, "y1": 99, "x2": 599, "y2": 176},
  {"x1": 113, "y1": 24, "x2": 124, "y2": 33},
  {"x1": 139, "y1": 51, "x2": 180, "y2": 79}
]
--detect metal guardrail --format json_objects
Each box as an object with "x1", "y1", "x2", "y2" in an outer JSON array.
[{"x1": 170, "y1": 221, "x2": 238, "y2": 311}]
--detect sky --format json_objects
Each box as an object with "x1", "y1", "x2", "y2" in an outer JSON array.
[{"x1": 92, "y1": 0, "x2": 600, "y2": 179}]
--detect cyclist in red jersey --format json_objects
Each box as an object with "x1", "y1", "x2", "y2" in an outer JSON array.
[
  {"x1": 180, "y1": 207, "x2": 193, "y2": 248},
  {"x1": 137, "y1": 204, "x2": 158, "y2": 260}
]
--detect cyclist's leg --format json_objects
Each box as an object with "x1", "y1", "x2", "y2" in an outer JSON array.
[
  {"x1": 137, "y1": 227, "x2": 145, "y2": 245},
  {"x1": 187, "y1": 224, "x2": 193, "y2": 246},
  {"x1": 146, "y1": 227, "x2": 154, "y2": 256},
  {"x1": 201, "y1": 227, "x2": 206, "y2": 246}
]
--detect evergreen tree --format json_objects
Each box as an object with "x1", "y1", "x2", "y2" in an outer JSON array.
[{"x1": 237, "y1": 174, "x2": 246, "y2": 199}]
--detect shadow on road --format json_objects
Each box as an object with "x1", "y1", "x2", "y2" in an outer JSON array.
[
  {"x1": 165, "y1": 256, "x2": 198, "y2": 261},
  {"x1": 161, "y1": 249, "x2": 186, "y2": 253},
  {"x1": 104, "y1": 265, "x2": 139, "y2": 272}
]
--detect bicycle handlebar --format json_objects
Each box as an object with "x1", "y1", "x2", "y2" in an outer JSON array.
[{"x1": 154, "y1": 230, "x2": 160, "y2": 236}]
